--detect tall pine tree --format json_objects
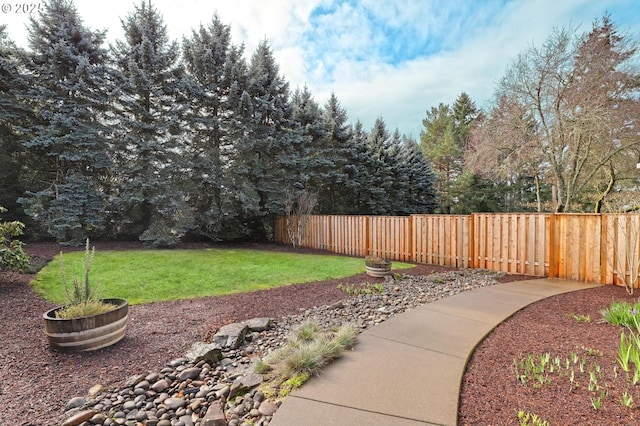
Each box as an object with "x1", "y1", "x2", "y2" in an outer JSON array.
[
  {"x1": 181, "y1": 14, "x2": 250, "y2": 240},
  {"x1": 20, "y1": 0, "x2": 113, "y2": 244},
  {"x1": 401, "y1": 135, "x2": 437, "y2": 213},
  {"x1": 365, "y1": 118, "x2": 394, "y2": 214},
  {"x1": 291, "y1": 85, "x2": 325, "y2": 208},
  {"x1": 319, "y1": 92, "x2": 352, "y2": 214},
  {"x1": 421, "y1": 92, "x2": 479, "y2": 213},
  {"x1": 0, "y1": 26, "x2": 32, "y2": 222},
  {"x1": 231, "y1": 40, "x2": 301, "y2": 239},
  {"x1": 111, "y1": 0, "x2": 188, "y2": 246}
]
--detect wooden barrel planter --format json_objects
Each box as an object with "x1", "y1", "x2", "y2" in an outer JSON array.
[
  {"x1": 43, "y1": 298, "x2": 128, "y2": 353},
  {"x1": 365, "y1": 257, "x2": 392, "y2": 277}
]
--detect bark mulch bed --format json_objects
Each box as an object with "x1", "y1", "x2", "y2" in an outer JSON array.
[
  {"x1": 459, "y1": 284, "x2": 640, "y2": 425},
  {"x1": 1, "y1": 241, "x2": 631, "y2": 425}
]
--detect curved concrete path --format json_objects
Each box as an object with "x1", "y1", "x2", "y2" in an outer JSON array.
[{"x1": 270, "y1": 278, "x2": 600, "y2": 426}]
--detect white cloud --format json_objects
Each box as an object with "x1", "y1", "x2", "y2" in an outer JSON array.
[{"x1": 2, "y1": 0, "x2": 638, "y2": 138}]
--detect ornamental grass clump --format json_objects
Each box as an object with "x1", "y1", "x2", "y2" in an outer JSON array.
[
  {"x1": 55, "y1": 239, "x2": 115, "y2": 319},
  {"x1": 256, "y1": 320, "x2": 358, "y2": 398}
]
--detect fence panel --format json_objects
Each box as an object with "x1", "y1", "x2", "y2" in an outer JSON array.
[
  {"x1": 600, "y1": 214, "x2": 640, "y2": 286},
  {"x1": 329, "y1": 215, "x2": 368, "y2": 257},
  {"x1": 368, "y1": 216, "x2": 413, "y2": 261},
  {"x1": 550, "y1": 214, "x2": 602, "y2": 283},
  {"x1": 412, "y1": 215, "x2": 471, "y2": 268},
  {"x1": 274, "y1": 213, "x2": 640, "y2": 288},
  {"x1": 472, "y1": 213, "x2": 550, "y2": 276}
]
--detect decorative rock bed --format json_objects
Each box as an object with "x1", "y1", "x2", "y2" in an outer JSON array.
[{"x1": 61, "y1": 270, "x2": 503, "y2": 426}]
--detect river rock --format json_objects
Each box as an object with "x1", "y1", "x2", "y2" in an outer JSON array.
[
  {"x1": 163, "y1": 397, "x2": 186, "y2": 410},
  {"x1": 178, "y1": 366, "x2": 202, "y2": 381},
  {"x1": 151, "y1": 378, "x2": 170, "y2": 393},
  {"x1": 61, "y1": 409, "x2": 97, "y2": 426},
  {"x1": 88, "y1": 384, "x2": 105, "y2": 397},
  {"x1": 202, "y1": 401, "x2": 226, "y2": 426},
  {"x1": 59, "y1": 270, "x2": 502, "y2": 426},
  {"x1": 258, "y1": 401, "x2": 278, "y2": 416},
  {"x1": 65, "y1": 396, "x2": 86, "y2": 411}
]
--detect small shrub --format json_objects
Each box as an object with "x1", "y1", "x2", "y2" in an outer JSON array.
[
  {"x1": 364, "y1": 256, "x2": 391, "y2": 268},
  {"x1": 283, "y1": 338, "x2": 330, "y2": 377},
  {"x1": 0, "y1": 206, "x2": 29, "y2": 272},
  {"x1": 294, "y1": 320, "x2": 322, "y2": 343},
  {"x1": 333, "y1": 323, "x2": 358, "y2": 349},
  {"x1": 254, "y1": 359, "x2": 272, "y2": 374}
]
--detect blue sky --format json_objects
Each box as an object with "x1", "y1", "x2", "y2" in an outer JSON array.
[{"x1": 2, "y1": 0, "x2": 639, "y2": 138}]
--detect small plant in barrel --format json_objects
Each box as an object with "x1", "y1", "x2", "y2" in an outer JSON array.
[
  {"x1": 43, "y1": 238, "x2": 128, "y2": 352},
  {"x1": 56, "y1": 239, "x2": 114, "y2": 319},
  {"x1": 364, "y1": 255, "x2": 392, "y2": 277}
]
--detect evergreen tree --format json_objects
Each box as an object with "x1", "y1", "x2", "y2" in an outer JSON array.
[
  {"x1": 231, "y1": 40, "x2": 301, "y2": 239},
  {"x1": 0, "y1": 26, "x2": 32, "y2": 222},
  {"x1": 343, "y1": 120, "x2": 370, "y2": 214},
  {"x1": 292, "y1": 86, "x2": 324, "y2": 141},
  {"x1": 181, "y1": 14, "x2": 250, "y2": 240},
  {"x1": 421, "y1": 92, "x2": 480, "y2": 213},
  {"x1": 365, "y1": 117, "x2": 394, "y2": 215},
  {"x1": 401, "y1": 136, "x2": 437, "y2": 213},
  {"x1": 320, "y1": 92, "x2": 352, "y2": 214},
  {"x1": 111, "y1": 0, "x2": 188, "y2": 246},
  {"x1": 20, "y1": 0, "x2": 113, "y2": 244},
  {"x1": 291, "y1": 84, "x2": 325, "y2": 200},
  {"x1": 421, "y1": 103, "x2": 456, "y2": 213},
  {"x1": 452, "y1": 91, "x2": 478, "y2": 146},
  {"x1": 386, "y1": 129, "x2": 409, "y2": 214}
]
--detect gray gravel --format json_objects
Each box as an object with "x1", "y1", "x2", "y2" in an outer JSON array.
[{"x1": 61, "y1": 269, "x2": 502, "y2": 426}]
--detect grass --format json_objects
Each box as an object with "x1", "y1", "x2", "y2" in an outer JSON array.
[
  {"x1": 31, "y1": 248, "x2": 414, "y2": 305},
  {"x1": 256, "y1": 320, "x2": 359, "y2": 398}
]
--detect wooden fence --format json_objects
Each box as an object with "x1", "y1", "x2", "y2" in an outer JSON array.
[{"x1": 273, "y1": 213, "x2": 640, "y2": 286}]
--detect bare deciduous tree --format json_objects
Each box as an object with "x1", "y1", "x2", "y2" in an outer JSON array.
[
  {"x1": 469, "y1": 16, "x2": 640, "y2": 213},
  {"x1": 466, "y1": 97, "x2": 547, "y2": 211},
  {"x1": 284, "y1": 189, "x2": 317, "y2": 248}
]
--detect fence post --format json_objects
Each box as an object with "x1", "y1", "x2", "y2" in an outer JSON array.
[
  {"x1": 365, "y1": 216, "x2": 371, "y2": 257},
  {"x1": 408, "y1": 215, "x2": 414, "y2": 263},
  {"x1": 599, "y1": 214, "x2": 607, "y2": 284},
  {"x1": 469, "y1": 214, "x2": 476, "y2": 270},
  {"x1": 548, "y1": 213, "x2": 556, "y2": 278}
]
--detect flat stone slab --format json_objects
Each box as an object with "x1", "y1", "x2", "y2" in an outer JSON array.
[
  {"x1": 364, "y1": 307, "x2": 495, "y2": 359},
  {"x1": 288, "y1": 333, "x2": 464, "y2": 425},
  {"x1": 244, "y1": 317, "x2": 272, "y2": 331},
  {"x1": 272, "y1": 397, "x2": 428, "y2": 426},
  {"x1": 213, "y1": 322, "x2": 249, "y2": 349},
  {"x1": 185, "y1": 341, "x2": 223, "y2": 364}
]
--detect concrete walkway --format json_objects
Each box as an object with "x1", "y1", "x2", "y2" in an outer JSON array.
[{"x1": 270, "y1": 278, "x2": 600, "y2": 426}]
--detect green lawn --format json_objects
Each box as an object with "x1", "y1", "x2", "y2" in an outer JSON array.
[{"x1": 31, "y1": 248, "x2": 414, "y2": 305}]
